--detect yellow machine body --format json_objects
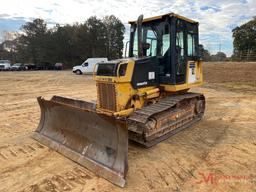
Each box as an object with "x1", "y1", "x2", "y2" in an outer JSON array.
[{"x1": 94, "y1": 59, "x2": 203, "y2": 117}]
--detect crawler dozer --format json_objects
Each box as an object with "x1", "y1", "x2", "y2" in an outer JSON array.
[{"x1": 33, "y1": 13, "x2": 205, "y2": 187}]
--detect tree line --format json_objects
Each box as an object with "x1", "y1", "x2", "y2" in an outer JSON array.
[
  {"x1": 0, "y1": 15, "x2": 255, "y2": 65},
  {"x1": 232, "y1": 16, "x2": 256, "y2": 61},
  {"x1": 0, "y1": 15, "x2": 125, "y2": 68},
  {"x1": 201, "y1": 16, "x2": 256, "y2": 62},
  {"x1": 199, "y1": 45, "x2": 227, "y2": 62}
]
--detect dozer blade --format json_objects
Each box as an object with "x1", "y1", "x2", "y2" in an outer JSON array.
[{"x1": 32, "y1": 96, "x2": 128, "y2": 187}]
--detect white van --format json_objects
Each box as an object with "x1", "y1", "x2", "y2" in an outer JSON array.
[
  {"x1": 73, "y1": 58, "x2": 108, "y2": 75},
  {"x1": 0, "y1": 60, "x2": 11, "y2": 71}
]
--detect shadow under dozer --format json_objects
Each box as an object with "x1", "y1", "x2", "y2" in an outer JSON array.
[{"x1": 32, "y1": 96, "x2": 128, "y2": 187}]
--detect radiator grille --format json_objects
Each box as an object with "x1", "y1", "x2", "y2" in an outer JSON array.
[{"x1": 97, "y1": 83, "x2": 117, "y2": 112}]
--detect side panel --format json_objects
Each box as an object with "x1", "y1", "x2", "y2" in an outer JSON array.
[
  {"x1": 131, "y1": 57, "x2": 159, "y2": 89},
  {"x1": 161, "y1": 60, "x2": 203, "y2": 92}
]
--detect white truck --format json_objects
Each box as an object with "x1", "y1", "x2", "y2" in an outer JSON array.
[
  {"x1": 0, "y1": 60, "x2": 11, "y2": 71},
  {"x1": 72, "y1": 58, "x2": 108, "y2": 75}
]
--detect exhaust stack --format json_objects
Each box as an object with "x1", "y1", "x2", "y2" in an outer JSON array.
[{"x1": 137, "y1": 15, "x2": 144, "y2": 58}]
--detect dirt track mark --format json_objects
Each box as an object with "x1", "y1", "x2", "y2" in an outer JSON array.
[
  {"x1": 140, "y1": 169, "x2": 155, "y2": 190},
  {"x1": 21, "y1": 167, "x2": 94, "y2": 192},
  {"x1": 156, "y1": 168, "x2": 169, "y2": 186},
  {"x1": 0, "y1": 143, "x2": 45, "y2": 161}
]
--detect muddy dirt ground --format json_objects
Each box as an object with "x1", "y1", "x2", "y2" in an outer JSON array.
[{"x1": 0, "y1": 62, "x2": 255, "y2": 192}]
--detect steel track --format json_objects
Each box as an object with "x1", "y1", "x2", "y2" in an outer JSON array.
[{"x1": 127, "y1": 92, "x2": 205, "y2": 147}]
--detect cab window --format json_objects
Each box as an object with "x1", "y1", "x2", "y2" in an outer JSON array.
[
  {"x1": 187, "y1": 33, "x2": 196, "y2": 56},
  {"x1": 145, "y1": 29, "x2": 157, "y2": 56},
  {"x1": 131, "y1": 23, "x2": 170, "y2": 57},
  {"x1": 176, "y1": 31, "x2": 184, "y2": 57},
  {"x1": 162, "y1": 24, "x2": 170, "y2": 55},
  {"x1": 132, "y1": 30, "x2": 138, "y2": 57},
  {"x1": 82, "y1": 62, "x2": 88, "y2": 67}
]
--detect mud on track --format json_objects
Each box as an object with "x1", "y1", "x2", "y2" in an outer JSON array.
[{"x1": 0, "y1": 63, "x2": 256, "y2": 192}]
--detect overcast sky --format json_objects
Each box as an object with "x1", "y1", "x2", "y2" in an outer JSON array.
[{"x1": 0, "y1": 0, "x2": 255, "y2": 56}]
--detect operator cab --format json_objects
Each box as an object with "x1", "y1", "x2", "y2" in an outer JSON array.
[{"x1": 128, "y1": 13, "x2": 200, "y2": 85}]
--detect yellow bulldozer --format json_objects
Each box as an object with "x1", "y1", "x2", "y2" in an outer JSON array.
[{"x1": 33, "y1": 13, "x2": 205, "y2": 187}]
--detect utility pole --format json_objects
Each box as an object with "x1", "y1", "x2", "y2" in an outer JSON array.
[{"x1": 218, "y1": 39, "x2": 222, "y2": 61}]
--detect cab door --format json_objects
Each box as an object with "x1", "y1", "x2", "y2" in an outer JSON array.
[
  {"x1": 175, "y1": 19, "x2": 199, "y2": 85},
  {"x1": 175, "y1": 19, "x2": 186, "y2": 84},
  {"x1": 81, "y1": 61, "x2": 89, "y2": 73},
  {"x1": 186, "y1": 22, "x2": 199, "y2": 84}
]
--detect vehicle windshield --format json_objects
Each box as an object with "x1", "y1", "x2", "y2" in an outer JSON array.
[
  {"x1": 0, "y1": 60, "x2": 10, "y2": 64},
  {"x1": 131, "y1": 22, "x2": 170, "y2": 57},
  {"x1": 13, "y1": 63, "x2": 21, "y2": 66}
]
